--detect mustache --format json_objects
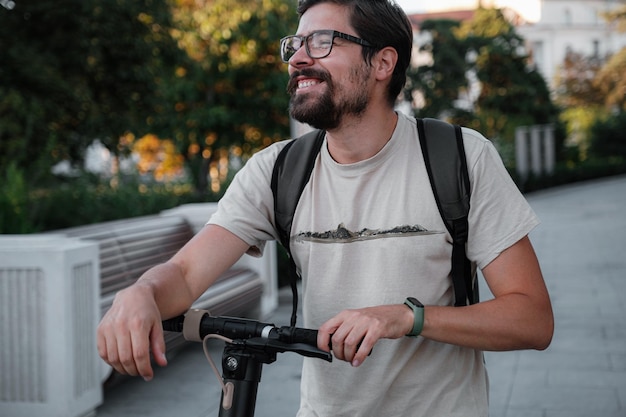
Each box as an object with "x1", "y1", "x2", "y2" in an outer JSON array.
[{"x1": 287, "y1": 69, "x2": 331, "y2": 94}]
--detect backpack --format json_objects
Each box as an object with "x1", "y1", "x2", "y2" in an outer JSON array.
[{"x1": 271, "y1": 118, "x2": 477, "y2": 327}]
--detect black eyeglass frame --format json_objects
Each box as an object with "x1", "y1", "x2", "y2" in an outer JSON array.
[{"x1": 280, "y1": 29, "x2": 372, "y2": 63}]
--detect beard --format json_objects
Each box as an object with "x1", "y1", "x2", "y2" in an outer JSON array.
[{"x1": 287, "y1": 67, "x2": 369, "y2": 131}]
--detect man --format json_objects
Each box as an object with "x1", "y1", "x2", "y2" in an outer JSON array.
[{"x1": 97, "y1": 1, "x2": 554, "y2": 416}]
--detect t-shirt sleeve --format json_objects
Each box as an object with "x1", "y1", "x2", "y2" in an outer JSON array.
[
  {"x1": 207, "y1": 141, "x2": 289, "y2": 257},
  {"x1": 463, "y1": 129, "x2": 540, "y2": 270}
]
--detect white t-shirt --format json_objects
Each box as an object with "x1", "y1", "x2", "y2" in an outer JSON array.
[{"x1": 209, "y1": 112, "x2": 539, "y2": 417}]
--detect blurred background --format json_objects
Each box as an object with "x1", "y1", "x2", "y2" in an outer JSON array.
[{"x1": 1, "y1": 0, "x2": 625, "y2": 233}]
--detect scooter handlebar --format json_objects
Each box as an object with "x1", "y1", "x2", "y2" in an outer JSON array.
[{"x1": 162, "y1": 309, "x2": 331, "y2": 362}]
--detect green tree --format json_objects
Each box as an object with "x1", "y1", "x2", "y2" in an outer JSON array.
[
  {"x1": 554, "y1": 51, "x2": 608, "y2": 161},
  {"x1": 589, "y1": 112, "x2": 626, "y2": 159},
  {"x1": 554, "y1": 4, "x2": 626, "y2": 161},
  {"x1": 154, "y1": 0, "x2": 297, "y2": 192},
  {"x1": 0, "y1": 0, "x2": 182, "y2": 182},
  {"x1": 407, "y1": 19, "x2": 472, "y2": 120},
  {"x1": 554, "y1": 51, "x2": 606, "y2": 108},
  {"x1": 455, "y1": 7, "x2": 558, "y2": 143},
  {"x1": 406, "y1": 7, "x2": 559, "y2": 157},
  {"x1": 596, "y1": 4, "x2": 626, "y2": 112},
  {"x1": 594, "y1": 48, "x2": 626, "y2": 111}
]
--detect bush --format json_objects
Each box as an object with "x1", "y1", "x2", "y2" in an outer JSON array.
[
  {"x1": 519, "y1": 157, "x2": 626, "y2": 193},
  {"x1": 0, "y1": 174, "x2": 221, "y2": 233},
  {"x1": 589, "y1": 112, "x2": 626, "y2": 159},
  {"x1": 0, "y1": 163, "x2": 33, "y2": 233}
]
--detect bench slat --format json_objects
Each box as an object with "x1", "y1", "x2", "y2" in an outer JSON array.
[{"x1": 51, "y1": 213, "x2": 265, "y2": 384}]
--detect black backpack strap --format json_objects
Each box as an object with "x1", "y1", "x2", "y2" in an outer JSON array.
[
  {"x1": 271, "y1": 129, "x2": 326, "y2": 326},
  {"x1": 417, "y1": 118, "x2": 476, "y2": 306}
]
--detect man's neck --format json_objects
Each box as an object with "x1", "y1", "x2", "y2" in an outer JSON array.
[{"x1": 325, "y1": 108, "x2": 399, "y2": 164}]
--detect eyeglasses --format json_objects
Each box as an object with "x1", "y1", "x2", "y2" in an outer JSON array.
[{"x1": 280, "y1": 29, "x2": 372, "y2": 63}]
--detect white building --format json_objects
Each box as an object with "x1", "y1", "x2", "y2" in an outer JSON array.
[
  {"x1": 408, "y1": 0, "x2": 625, "y2": 92},
  {"x1": 518, "y1": 0, "x2": 626, "y2": 89}
]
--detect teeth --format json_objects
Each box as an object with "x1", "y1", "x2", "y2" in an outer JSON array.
[{"x1": 298, "y1": 80, "x2": 319, "y2": 89}]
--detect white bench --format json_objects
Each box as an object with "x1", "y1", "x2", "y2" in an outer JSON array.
[
  {"x1": 55, "y1": 203, "x2": 278, "y2": 355},
  {"x1": 0, "y1": 203, "x2": 277, "y2": 417}
]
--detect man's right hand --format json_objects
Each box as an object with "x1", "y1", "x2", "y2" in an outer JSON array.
[
  {"x1": 96, "y1": 284, "x2": 168, "y2": 381},
  {"x1": 95, "y1": 224, "x2": 253, "y2": 381}
]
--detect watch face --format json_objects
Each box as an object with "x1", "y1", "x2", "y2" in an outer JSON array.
[{"x1": 407, "y1": 297, "x2": 424, "y2": 308}]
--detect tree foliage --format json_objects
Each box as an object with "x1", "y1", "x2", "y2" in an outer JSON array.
[
  {"x1": 594, "y1": 3, "x2": 626, "y2": 112},
  {"x1": 408, "y1": 7, "x2": 559, "y2": 148},
  {"x1": 0, "y1": 0, "x2": 182, "y2": 182},
  {"x1": 603, "y1": 4, "x2": 626, "y2": 32},
  {"x1": 455, "y1": 8, "x2": 558, "y2": 141},
  {"x1": 154, "y1": 0, "x2": 297, "y2": 191},
  {"x1": 554, "y1": 51, "x2": 606, "y2": 108},
  {"x1": 0, "y1": 0, "x2": 297, "y2": 193},
  {"x1": 407, "y1": 19, "x2": 471, "y2": 120},
  {"x1": 553, "y1": 4, "x2": 626, "y2": 161},
  {"x1": 589, "y1": 112, "x2": 626, "y2": 159},
  {"x1": 594, "y1": 48, "x2": 626, "y2": 111}
]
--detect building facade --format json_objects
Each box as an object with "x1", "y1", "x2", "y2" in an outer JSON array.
[{"x1": 518, "y1": 0, "x2": 626, "y2": 88}]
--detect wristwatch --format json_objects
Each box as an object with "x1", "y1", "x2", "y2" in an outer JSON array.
[{"x1": 403, "y1": 297, "x2": 424, "y2": 337}]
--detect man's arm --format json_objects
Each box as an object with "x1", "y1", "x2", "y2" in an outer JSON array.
[
  {"x1": 421, "y1": 235, "x2": 554, "y2": 351},
  {"x1": 96, "y1": 224, "x2": 250, "y2": 381},
  {"x1": 318, "y1": 235, "x2": 554, "y2": 366}
]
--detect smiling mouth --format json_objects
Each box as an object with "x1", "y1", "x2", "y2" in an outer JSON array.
[
  {"x1": 288, "y1": 69, "x2": 330, "y2": 95},
  {"x1": 298, "y1": 79, "x2": 322, "y2": 90}
]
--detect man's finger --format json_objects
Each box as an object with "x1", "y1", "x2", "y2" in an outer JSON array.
[
  {"x1": 118, "y1": 329, "x2": 141, "y2": 377},
  {"x1": 150, "y1": 322, "x2": 168, "y2": 367},
  {"x1": 129, "y1": 326, "x2": 154, "y2": 381}
]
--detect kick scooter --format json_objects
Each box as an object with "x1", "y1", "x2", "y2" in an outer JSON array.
[{"x1": 162, "y1": 309, "x2": 332, "y2": 417}]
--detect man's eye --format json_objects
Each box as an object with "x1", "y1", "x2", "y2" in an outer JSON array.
[{"x1": 312, "y1": 39, "x2": 332, "y2": 49}]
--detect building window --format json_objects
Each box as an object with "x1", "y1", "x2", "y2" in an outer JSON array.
[
  {"x1": 531, "y1": 41, "x2": 545, "y2": 73},
  {"x1": 564, "y1": 8, "x2": 572, "y2": 25}
]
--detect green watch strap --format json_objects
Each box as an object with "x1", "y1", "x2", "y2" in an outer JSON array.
[{"x1": 404, "y1": 297, "x2": 424, "y2": 337}]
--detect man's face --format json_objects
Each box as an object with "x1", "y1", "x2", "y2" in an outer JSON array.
[{"x1": 286, "y1": 3, "x2": 372, "y2": 131}]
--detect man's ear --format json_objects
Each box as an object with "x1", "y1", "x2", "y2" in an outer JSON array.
[{"x1": 373, "y1": 46, "x2": 398, "y2": 82}]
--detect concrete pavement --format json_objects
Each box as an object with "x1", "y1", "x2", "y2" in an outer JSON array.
[
  {"x1": 96, "y1": 288, "x2": 305, "y2": 417},
  {"x1": 95, "y1": 175, "x2": 626, "y2": 417},
  {"x1": 484, "y1": 174, "x2": 626, "y2": 417}
]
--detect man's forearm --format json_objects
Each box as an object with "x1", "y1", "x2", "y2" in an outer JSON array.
[
  {"x1": 133, "y1": 261, "x2": 197, "y2": 320},
  {"x1": 421, "y1": 294, "x2": 553, "y2": 352},
  {"x1": 139, "y1": 224, "x2": 252, "y2": 319}
]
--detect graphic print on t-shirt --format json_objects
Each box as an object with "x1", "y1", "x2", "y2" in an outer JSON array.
[{"x1": 294, "y1": 223, "x2": 442, "y2": 244}]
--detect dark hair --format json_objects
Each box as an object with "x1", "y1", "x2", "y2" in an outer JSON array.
[{"x1": 297, "y1": 0, "x2": 413, "y2": 106}]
